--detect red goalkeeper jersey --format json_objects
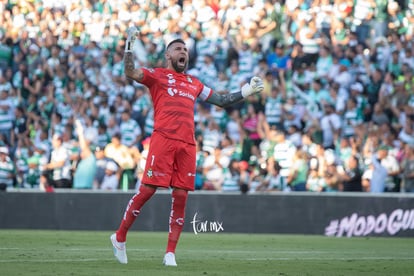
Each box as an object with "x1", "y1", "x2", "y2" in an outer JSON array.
[{"x1": 140, "y1": 67, "x2": 212, "y2": 144}]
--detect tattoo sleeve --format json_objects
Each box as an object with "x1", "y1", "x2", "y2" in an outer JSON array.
[
  {"x1": 123, "y1": 52, "x2": 143, "y2": 81},
  {"x1": 206, "y1": 91, "x2": 245, "y2": 108},
  {"x1": 124, "y1": 52, "x2": 135, "y2": 73}
]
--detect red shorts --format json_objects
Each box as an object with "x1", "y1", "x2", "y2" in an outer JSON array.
[{"x1": 141, "y1": 132, "x2": 196, "y2": 191}]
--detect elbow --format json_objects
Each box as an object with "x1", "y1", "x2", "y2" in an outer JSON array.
[
  {"x1": 125, "y1": 70, "x2": 134, "y2": 80},
  {"x1": 124, "y1": 68, "x2": 143, "y2": 82},
  {"x1": 216, "y1": 102, "x2": 228, "y2": 109}
]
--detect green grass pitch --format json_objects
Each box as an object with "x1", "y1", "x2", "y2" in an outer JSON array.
[{"x1": 0, "y1": 230, "x2": 413, "y2": 276}]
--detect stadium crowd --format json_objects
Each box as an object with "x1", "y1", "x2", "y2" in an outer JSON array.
[{"x1": 0, "y1": 0, "x2": 414, "y2": 193}]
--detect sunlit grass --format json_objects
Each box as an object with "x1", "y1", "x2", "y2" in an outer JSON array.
[{"x1": 0, "y1": 230, "x2": 413, "y2": 275}]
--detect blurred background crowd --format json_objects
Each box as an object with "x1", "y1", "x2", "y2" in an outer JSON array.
[{"x1": 0, "y1": 0, "x2": 413, "y2": 193}]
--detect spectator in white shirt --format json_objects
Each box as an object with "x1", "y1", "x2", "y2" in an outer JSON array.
[{"x1": 100, "y1": 161, "x2": 120, "y2": 190}]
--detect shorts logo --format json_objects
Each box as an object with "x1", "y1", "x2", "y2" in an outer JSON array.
[{"x1": 146, "y1": 168, "x2": 153, "y2": 178}]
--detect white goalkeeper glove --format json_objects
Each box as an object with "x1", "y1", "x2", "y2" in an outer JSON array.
[
  {"x1": 241, "y1": 76, "x2": 264, "y2": 98},
  {"x1": 125, "y1": 26, "x2": 139, "y2": 52}
]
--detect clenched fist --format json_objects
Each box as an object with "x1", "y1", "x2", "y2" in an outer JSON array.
[
  {"x1": 125, "y1": 26, "x2": 139, "y2": 52},
  {"x1": 241, "y1": 76, "x2": 264, "y2": 98}
]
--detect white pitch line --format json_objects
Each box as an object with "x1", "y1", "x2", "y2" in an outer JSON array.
[
  {"x1": 1, "y1": 248, "x2": 413, "y2": 263},
  {"x1": 0, "y1": 258, "x2": 114, "y2": 263},
  {"x1": 0, "y1": 248, "x2": 339, "y2": 254},
  {"x1": 0, "y1": 248, "x2": 412, "y2": 256},
  {"x1": 0, "y1": 248, "x2": 156, "y2": 251},
  {"x1": 1, "y1": 256, "x2": 414, "y2": 263},
  {"x1": 246, "y1": 257, "x2": 414, "y2": 261}
]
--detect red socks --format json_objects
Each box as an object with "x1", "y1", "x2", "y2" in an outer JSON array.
[
  {"x1": 116, "y1": 184, "x2": 156, "y2": 242},
  {"x1": 115, "y1": 185, "x2": 188, "y2": 253},
  {"x1": 166, "y1": 189, "x2": 188, "y2": 253}
]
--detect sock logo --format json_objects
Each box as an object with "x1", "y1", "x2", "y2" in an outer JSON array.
[
  {"x1": 176, "y1": 217, "x2": 184, "y2": 226},
  {"x1": 123, "y1": 198, "x2": 135, "y2": 220},
  {"x1": 123, "y1": 193, "x2": 141, "y2": 220}
]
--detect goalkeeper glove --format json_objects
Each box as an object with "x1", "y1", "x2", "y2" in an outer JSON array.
[
  {"x1": 241, "y1": 76, "x2": 264, "y2": 98},
  {"x1": 125, "y1": 27, "x2": 139, "y2": 52}
]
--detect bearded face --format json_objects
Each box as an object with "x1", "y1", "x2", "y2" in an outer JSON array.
[
  {"x1": 171, "y1": 58, "x2": 188, "y2": 73},
  {"x1": 166, "y1": 42, "x2": 189, "y2": 73}
]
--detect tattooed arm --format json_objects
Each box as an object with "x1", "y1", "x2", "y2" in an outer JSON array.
[
  {"x1": 206, "y1": 91, "x2": 245, "y2": 108},
  {"x1": 124, "y1": 51, "x2": 144, "y2": 82},
  {"x1": 206, "y1": 76, "x2": 265, "y2": 108},
  {"x1": 123, "y1": 27, "x2": 144, "y2": 82}
]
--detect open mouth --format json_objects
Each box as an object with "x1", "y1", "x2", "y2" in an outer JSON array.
[
  {"x1": 178, "y1": 57, "x2": 186, "y2": 64},
  {"x1": 174, "y1": 55, "x2": 187, "y2": 72}
]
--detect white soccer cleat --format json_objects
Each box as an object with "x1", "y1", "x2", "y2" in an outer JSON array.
[
  {"x1": 110, "y1": 233, "x2": 128, "y2": 264},
  {"x1": 163, "y1": 252, "x2": 177, "y2": 266}
]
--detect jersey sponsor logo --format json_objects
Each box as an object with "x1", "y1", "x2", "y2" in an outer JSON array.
[
  {"x1": 167, "y1": 88, "x2": 195, "y2": 101},
  {"x1": 167, "y1": 73, "x2": 176, "y2": 85},
  {"x1": 178, "y1": 91, "x2": 195, "y2": 101},
  {"x1": 179, "y1": 80, "x2": 197, "y2": 90},
  {"x1": 167, "y1": 87, "x2": 177, "y2": 96},
  {"x1": 180, "y1": 82, "x2": 197, "y2": 89}
]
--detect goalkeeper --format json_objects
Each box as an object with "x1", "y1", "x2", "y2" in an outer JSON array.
[{"x1": 110, "y1": 27, "x2": 264, "y2": 267}]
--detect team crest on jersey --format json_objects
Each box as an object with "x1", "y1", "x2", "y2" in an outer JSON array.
[
  {"x1": 187, "y1": 76, "x2": 193, "y2": 83},
  {"x1": 146, "y1": 168, "x2": 153, "y2": 178}
]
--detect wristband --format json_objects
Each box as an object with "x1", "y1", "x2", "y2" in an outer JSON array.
[
  {"x1": 241, "y1": 83, "x2": 252, "y2": 98},
  {"x1": 125, "y1": 39, "x2": 134, "y2": 52}
]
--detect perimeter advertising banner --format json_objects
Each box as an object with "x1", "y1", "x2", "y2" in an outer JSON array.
[
  {"x1": 0, "y1": 192, "x2": 413, "y2": 237},
  {"x1": 186, "y1": 193, "x2": 414, "y2": 237},
  {"x1": 324, "y1": 209, "x2": 414, "y2": 237}
]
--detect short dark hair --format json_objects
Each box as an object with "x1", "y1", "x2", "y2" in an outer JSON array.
[
  {"x1": 167, "y1": 38, "x2": 186, "y2": 50},
  {"x1": 112, "y1": 132, "x2": 121, "y2": 140}
]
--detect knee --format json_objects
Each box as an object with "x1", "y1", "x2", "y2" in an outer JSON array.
[{"x1": 172, "y1": 188, "x2": 188, "y2": 201}]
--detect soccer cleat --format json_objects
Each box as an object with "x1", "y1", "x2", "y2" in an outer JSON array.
[
  {"x1": 163, "y1": 252, "x2": 177, "y2": 266},
  {"x1": 110, "y1": 233, "x2": 128, "y2": 264}
]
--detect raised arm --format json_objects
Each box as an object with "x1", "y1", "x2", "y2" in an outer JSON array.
[
  {"x1": 124, "y1": 27, "x2": 144, "y2": 82},
  {"x1": 75, "y1": 119, "x2": 92, "y2": 159},
  {"x1": 206, "y1": 77, "x2": 264, "y2": 108}
]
